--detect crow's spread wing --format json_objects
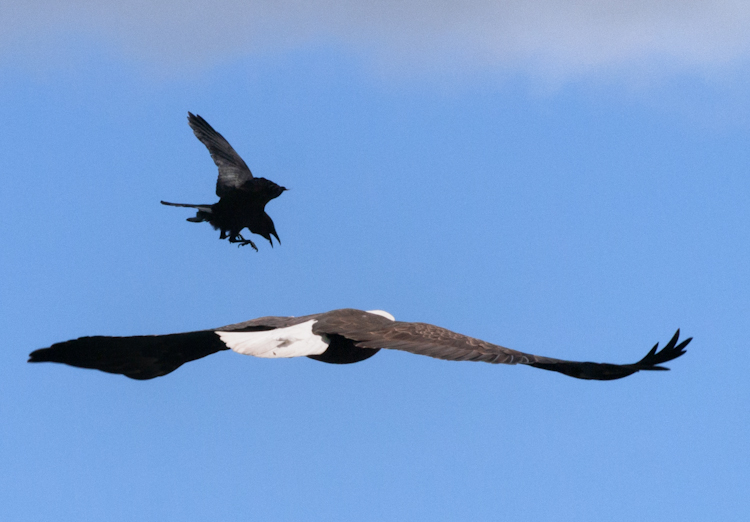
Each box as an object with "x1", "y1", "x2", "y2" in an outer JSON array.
[{"x1": 187, "y1": 112, "x2": 253, "y2": 197}]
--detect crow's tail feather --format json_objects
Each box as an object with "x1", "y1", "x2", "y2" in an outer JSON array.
[{"x1": 160, "y1": 201, "x2": 213, "y2": 213}]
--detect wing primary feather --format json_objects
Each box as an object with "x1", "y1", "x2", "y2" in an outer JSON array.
[{"x1": 528, "y1": 329, "x2": 690, "y2": 380}]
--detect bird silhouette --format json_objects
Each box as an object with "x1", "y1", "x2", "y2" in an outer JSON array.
[
  {"x1": 28, "y1": 308, "x2": 690, "y2": 381},
  {"x1": 161, "y1": 112, "x2": 286, "y2": 251}
]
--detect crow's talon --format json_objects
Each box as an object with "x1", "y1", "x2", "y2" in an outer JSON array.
[{"x1": 239, "y1": 242, "x2": 258, "y2": 251}]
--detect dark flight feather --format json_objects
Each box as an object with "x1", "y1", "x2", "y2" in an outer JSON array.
[{"x1": 29, "y1": 331, "x2": 228, "y2": 380}]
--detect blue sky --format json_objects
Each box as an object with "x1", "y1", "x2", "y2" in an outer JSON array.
[{"x1": 2, "y1": 2, "x2": 749, "y2": 521}]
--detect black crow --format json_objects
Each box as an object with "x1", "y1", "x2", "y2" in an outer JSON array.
[
  {"x1": 161, "y1": 113, "x2": 286, "y2": 251},
  {"x1": 29, "y1": 308, "x2": 690, "y2": 381}
]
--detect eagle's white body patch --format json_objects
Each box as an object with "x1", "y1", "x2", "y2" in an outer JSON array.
[
  {"x1": 367, "y1": 310, "x2": 395, "y2": 321},
  {"x1": 216, "y1": 320, "x2": 328, "y2": 358}
]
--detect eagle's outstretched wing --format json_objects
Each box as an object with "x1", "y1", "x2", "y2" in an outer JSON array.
[{"x1": 313, "y1": 310, "x2": 690, "y2": 380}]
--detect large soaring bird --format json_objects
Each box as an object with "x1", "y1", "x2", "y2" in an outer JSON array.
[
  {"x1": 28, "y1": 309, "x2": 690, "y2": 381},
  {"x1": 161, "y1": 112, "x2": 286, "y2": 251}
]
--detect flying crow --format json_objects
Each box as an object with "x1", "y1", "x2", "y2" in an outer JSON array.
[
  {"x1": 29, "y1": 309, "x2": 690, "y2": 381},
  {"x1": 161, "y1": 113, "x2": 286, "y2": 251}
]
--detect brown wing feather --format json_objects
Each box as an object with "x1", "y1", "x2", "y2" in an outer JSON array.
[
  {"x1": 349, "y1": 321, "x2": 532, "y2": 364},
  {"x1": 315, "y1": 310, "x2": 690, "y2": 381}
]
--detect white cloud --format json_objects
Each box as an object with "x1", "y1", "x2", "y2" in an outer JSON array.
[{"x1": 3, "y1": 1, "x2": 750, "y2": 80}]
